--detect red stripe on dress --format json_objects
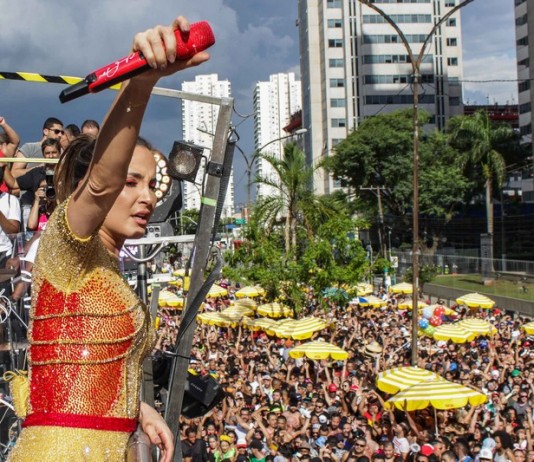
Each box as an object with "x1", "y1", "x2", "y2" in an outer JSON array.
[{"x1": 23, "y1": 412, "x2": 137, "y2": 432}]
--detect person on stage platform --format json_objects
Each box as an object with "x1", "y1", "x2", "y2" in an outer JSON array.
[{"x1": 8, "y1": 14, "x2": 209, "y2": 462}]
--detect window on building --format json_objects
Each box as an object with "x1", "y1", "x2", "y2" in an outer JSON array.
[
  {"x1": 520, "y1": 124, "x2": 531, "y2": 136},
  {"x1": 446, "y1": 38, "x2": 457, "y2": 46},
  {"x1": 518, "y1": 57, "x2": 529, "y2": 67},
  {"x1": 517, "y1": 36, "x2": 529, "y2": 47},
  {"x1": 327, "y1": 0, "x2": 342, "y2": 8},
  {"x1": 330, "y1": 78, "x2": 345, "y2": 88},
  {"x1": 520, "y1": 102, "x2": 531, "y2": 114},
  {"x1": 328, "y1": 19, "x2": 343, "y2": 28},
  {"x1": 516, "y1": 14, "x2": 528, "y2": 26},
  {"x1": 447, "y1": 57, "x2": 458, "y2": 66},
  {"x1": 446, "y1": 18, "x2": 457, "y2": 27},
  {"x1": 331, "y1": 118, "x2": 347, "y2": 128},
  {"x1": 445, "y1": 0, "x2": 456, "y2": 6},
  {"x1": 329, "y1": 58, "x2": 344, "y2": 67},
  {"x1": 519, "y1": 80, "x2": 530, "y2": 93},
  {"x1": 449, "y1": 96, "x2": 461, "y2": 106},
  {"x1": 330, "y1": 98, "x2": 347, "y2": 108},
  {"x1": 329, "y1": 39, "x2": 343, "y2": 48}
]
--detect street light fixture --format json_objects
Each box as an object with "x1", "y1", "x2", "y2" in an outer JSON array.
[
  {"x1": 357, "y1": 0, "x2": 475, "y2": 366},
  {"x1": 236, "y1": 128, "x2": 308, "y2": 215}
]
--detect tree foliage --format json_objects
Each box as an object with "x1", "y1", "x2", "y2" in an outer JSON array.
[
  {"x1": 223, "y1": 202, "x2": 368, "y2": 312},
  {"x1": 446, "y1": 110, "x2": 518, "y2": 236},
  {"x1": 325, "y1": 109, "x2": 471, "y2": 227}
]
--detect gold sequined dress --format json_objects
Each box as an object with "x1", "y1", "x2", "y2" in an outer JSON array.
[{"x1": 9, "y1": 199, "x2": 153, "y2": 461}]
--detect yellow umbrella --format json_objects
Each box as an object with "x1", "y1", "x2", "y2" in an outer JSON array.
[
  {"x1": 390, "y1": 282, "x2": 413, "y2": 294},
  {"x1": 289, "y1": 340, "x2": 348, "y2": 361},
  {"x1": 456, "y1": 293, "x2": 495, "y2": 309},
  {"x1": 207, "y1": 284, "x2": 228, "y2": 298},
  {"x1": 257, "y1": 302, "x2": 294, "y2": 318},
  {"x1": 358, "y1": 295, "x2": 387, "y2": 308},
  {"x1": 241, "y1": 316, "x2": 279, "y2": 332},
  {"x1": 384, "y1": 379, "x2": 487, "y2": 411},
  {"x1": 432, "y1": 324, "x2": 477, "y2": 343},
  {"x1": 271, "y1": 317, "x2": 328, "y2": 340},
  {"x1": 377, "y1": 367, "x2": 444, "y2": 394},
  {"x1": 397, "y1": 299, "x2": 428, "y2": 310},
  {"x1": 232, "y1": 298, "x2": 257, "y2": 309},
  {"x1": 158, "y1": 290, "x2": 185, "y2": 309},
  {"x1": 235, "y1": 286, "x2": 266, "y2": 298},
  {"x1": 457, "y1": 319, "x2": 497, "y2": 336},
  {"x1": 522, "y1": 321, "x2": 534, "y2": 335},
  {"x1": 352, "y1": 283, "x2": 374, "y2": 296},
  {"x1": 197, "y1": 311, "x2": 244, "y2": 328},
  {"x1": 221, "y1": 305, "x2": 255, "y2": 317}
]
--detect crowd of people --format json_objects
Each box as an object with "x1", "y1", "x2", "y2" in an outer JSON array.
[{"x1": 151, "y1": 282, "x2": 534, "y2": 462}]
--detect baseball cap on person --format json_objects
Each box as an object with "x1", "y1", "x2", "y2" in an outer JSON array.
[
  {"x1": 420, "y1": 444, "x2": 435, "y2": 456},
  {"x1": 479, "y1": 448, "x2": 493, "y2": 461},
  {"x1": 511, "y1": 369, "x2": 521, "y2": 377},
  {"x1": 328, "y1": 384, "x2": 338, "y2": 392}
]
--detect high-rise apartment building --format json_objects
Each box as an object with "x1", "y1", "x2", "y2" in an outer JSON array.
[
  {"x1": 298, "y1": 0, "x2": 464, "y2": 195},
  {"x1": 515, "y1": 0, "x2": 532, "y2": 142},
  {"x1": 514, "y1": 0, "x2": 534, "y2": 201},
  {"x1": 182, "y1": 74, "x2": 234, "y2": 217},
  {"x1": 253, "y1": 73, "x2": 302, "y2": 199}
]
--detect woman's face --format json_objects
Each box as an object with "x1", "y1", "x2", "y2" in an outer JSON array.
[
  {"x1": 514, "y1": 451, "x2": 526, "y2": 462},
  {"x1": 102, "y1": 146, "x2": 157, "y2": 243},
  {"x1": 208, "y1": 438, "x2": 218, "y2": 449}
]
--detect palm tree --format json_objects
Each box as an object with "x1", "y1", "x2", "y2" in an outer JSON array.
[
  {"x1": 253, "y1": 142, "x2": 337, "y2": 256},
  {"x1": 447, "y1": 110, "x2": 514, "y2": 239}
]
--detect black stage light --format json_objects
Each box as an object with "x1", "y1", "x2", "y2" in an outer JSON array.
[{"x1": 168, "y1": 141, "x2": 204, "y2": 183}]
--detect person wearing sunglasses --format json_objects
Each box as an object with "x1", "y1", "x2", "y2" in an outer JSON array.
[{"x1": 12, "y1": 116, "x2": 64, "y2": 178}]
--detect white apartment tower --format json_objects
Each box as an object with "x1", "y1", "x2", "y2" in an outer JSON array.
[
  {"x1": 181, "y1": 74, "x2": 235, "y2": 217},
  {"x1": 298, "y1": 0, "x2": 465, "y2": 195},
  {"x1": 253, "y1": 73, "x2": 302, "y2": 199},
  {"x1": 514, "y1": 0, "x2": 534, "y2": 202}
]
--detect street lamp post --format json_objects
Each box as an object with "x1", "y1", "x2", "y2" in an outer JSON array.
[
  {"x1": 357, "y1": 0, "x2": 475, "y2": 366},
  {"x1": 236, "y1": 128, "x2": 307, "y2": 216}
]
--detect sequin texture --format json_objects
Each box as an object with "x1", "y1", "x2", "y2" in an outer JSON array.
[{"x1": 9, "y1": 199, "x2": 154, "y2": 461}]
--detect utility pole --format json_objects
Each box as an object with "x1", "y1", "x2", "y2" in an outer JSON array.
[
  {"x1": 361, "y1": 186, "x2": 388, "y2": 260},
  {"x1": 357, "y1": 0, "x2": 475, "y2": 366}
]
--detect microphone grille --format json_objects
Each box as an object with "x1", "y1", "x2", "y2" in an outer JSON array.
[{"x1": 176, "y1": 21, "x2": 215, "y2": 58}]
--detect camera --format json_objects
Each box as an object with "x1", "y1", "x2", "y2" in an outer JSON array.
[{"x1": 44, "y1": 168, "x2": 55, "y2": 201}]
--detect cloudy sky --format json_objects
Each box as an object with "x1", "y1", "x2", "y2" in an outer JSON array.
[{"x1": 0, "y1": 0, "x2": 517, "y2": 204}]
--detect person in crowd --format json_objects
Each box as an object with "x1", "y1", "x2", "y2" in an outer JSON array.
[
  {"x1": 2, "y1": 138, "x2": 61, "y2": 234},
  {"x1": 7, "y1": 14, "x2": 209, "y2": 462},
  {"x1": 61, "y1": 123, "x2": 80, "y2": 150},
  {"x1": 0, "y1": 117, "x2": 20, "y2": 194},
  {"x1": 11, "y1": 117, "x2": 64, "y2": 178},
  {"x1": 81, "y1": 119, "x2": 100, "y2": 137}
]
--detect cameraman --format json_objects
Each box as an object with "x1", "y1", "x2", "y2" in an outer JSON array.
[{"x1": 27, "y1": 177, "x2": 56, "y2": 232}]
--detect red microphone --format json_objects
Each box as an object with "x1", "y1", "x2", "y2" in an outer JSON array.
[{"x1": 60, "y1": 21, "x2": 215, "y2": 103}]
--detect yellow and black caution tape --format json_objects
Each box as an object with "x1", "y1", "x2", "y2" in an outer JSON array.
[
  {"x1": 0, "y1": 158, "x2": 59, "y2": 164},
  {"x1": 0, "y1": 72, "x2": 121, "y2": 90}
]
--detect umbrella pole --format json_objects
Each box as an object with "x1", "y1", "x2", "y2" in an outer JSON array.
[{"x1": 433, "y1": 406, "x2": 439, "y2": 437}]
